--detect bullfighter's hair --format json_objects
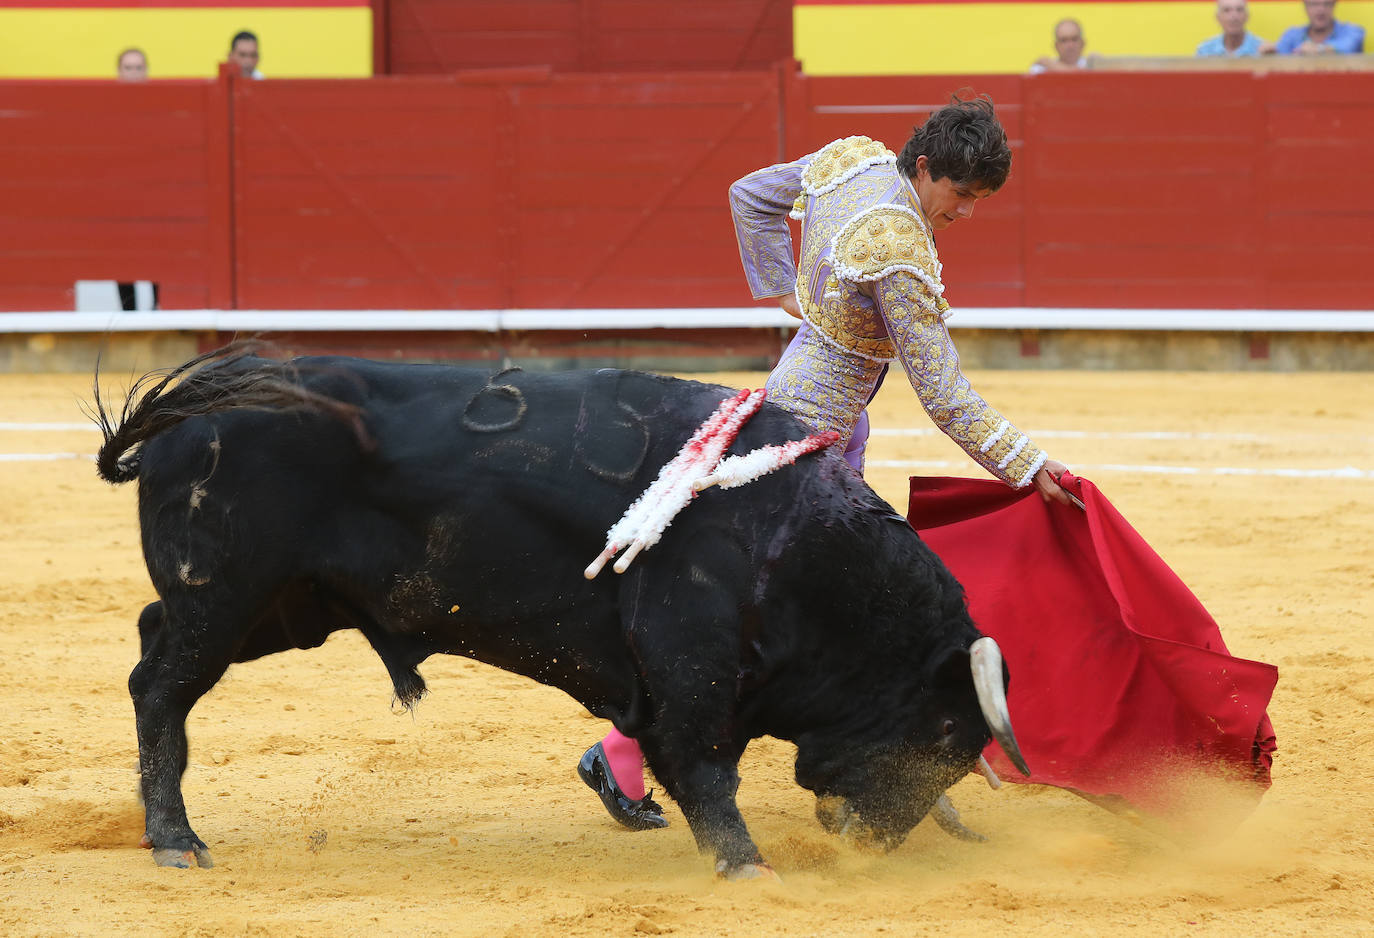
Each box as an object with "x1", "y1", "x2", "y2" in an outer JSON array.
[
  {"x1": 90, "y1": 340, "x2": 371, "y2": 484},
  {"x1": 895, "y1": 92, "x2": 1012, "y2": 192}
]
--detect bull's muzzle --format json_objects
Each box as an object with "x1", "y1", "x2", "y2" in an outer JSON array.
[{"x1": 814, "y1": 795, "x2": 907, "y2": 853}]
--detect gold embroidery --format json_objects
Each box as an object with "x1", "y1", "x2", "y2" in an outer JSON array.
[
  {"x1": 794, "y1": 169, "x2": 903, "y2": 360},
  {"x1": 834, "y1": 206, "x2": 939, "y2": 285},
  {"x1": 806, "y1": 286, "x2": 895, "y2": 361},
  {"x1": 800, "y1": 137, "x2": 896, "y2": 196},
  {"x1": 764, "y1": 328, "x2": 885, "y2": 451}
]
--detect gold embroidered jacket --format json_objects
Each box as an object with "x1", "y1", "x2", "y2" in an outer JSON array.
[{"x1": 728, "y1": 136, "x2": 1046, "y2": 488}]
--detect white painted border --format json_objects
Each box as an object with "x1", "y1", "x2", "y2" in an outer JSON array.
[{"x1": 1, "y1": 307, "x2": 1372, "y2": 334}]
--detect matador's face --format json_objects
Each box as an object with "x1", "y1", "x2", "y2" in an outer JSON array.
[{"x1": 911, "y1": 156, "x2": 994, "y2": 231}]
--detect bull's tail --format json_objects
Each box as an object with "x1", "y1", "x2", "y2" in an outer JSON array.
[{"x1": 91, "y1": 341, "x2": 369, "y2": 484}]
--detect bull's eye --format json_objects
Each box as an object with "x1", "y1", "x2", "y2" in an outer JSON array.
[{"x1": 941, "y1": 719, "x2": 957, "y2": 736}]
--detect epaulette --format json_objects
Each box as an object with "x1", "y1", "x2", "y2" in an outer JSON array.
[
  {"x1": 790, "y1": 136, "x2": 895, "y2": 219},
  {"x1": 830, "y1": 204, "x2": 943, "y2": 297}
]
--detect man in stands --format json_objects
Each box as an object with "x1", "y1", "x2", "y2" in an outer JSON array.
[
  {"x1": 117, "y1": 48, "x2": 148, "y2": 81},
  {"x1": 1273, "y1": 0, "x2": 1364, "y2": 53},
  {"x1": 229, "y1": 30, "x2": 264, "y2": 78},
  {"x1": 1197, "y1": 0, "x2": 1268, "y2": 56},
  {"x1": 1030, "y1": 19, "x2": 1090, "y2": 73}
]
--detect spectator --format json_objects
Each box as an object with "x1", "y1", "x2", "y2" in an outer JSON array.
[
  {"x1": 1030, "y1": 19, "x2": 1089, "y2": 73},
  {"x1": 1273, "y1": 0, "x2": 1365, "y2": 53},
  {"x1": 229, "y1": 30, "x2": 264, "y2": 78},
  {"x1": 117, "y1": 48, "x2": 148, "y2": 81},
  {"x1": 1197, "y1": 0, "x2": 1268, "y2": 56}
]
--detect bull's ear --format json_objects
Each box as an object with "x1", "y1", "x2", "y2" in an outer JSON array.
[{"x1": 930, "y1": 646, "x2": 971, "y2": 689}]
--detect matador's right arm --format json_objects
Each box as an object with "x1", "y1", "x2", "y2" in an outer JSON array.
[{"x1": 728, "y1": 157, "x2": 806, "y2": 300}]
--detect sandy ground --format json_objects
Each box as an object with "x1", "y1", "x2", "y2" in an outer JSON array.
[{"x1": 1, "y1": 366, "x2": 1371, "y2": 937}]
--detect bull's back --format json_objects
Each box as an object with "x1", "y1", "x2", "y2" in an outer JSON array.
[
  {"x1": 134, "y1": 358, "x2": 827, "y2": 622},
  {"x1": 291, "y1": 361, "x2": 817, "y2": 531}
]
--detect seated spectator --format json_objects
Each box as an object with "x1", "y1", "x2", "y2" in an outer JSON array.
[
  {"x1": 1197, "y1": 0, "x2": 1268, "y2": 56},
  {"x1": 117, "y1": 48, "x2": 148, "y2": 81},
  {"x1": 1274, "y1": 0, "x2": 1365, "y2": 53},
  {"x1": 229, "y1": 30, "x2": 264, "y2": 78},
  {"x1": 1030, "y1": 19, "x2": 1089, "y2": 73}
]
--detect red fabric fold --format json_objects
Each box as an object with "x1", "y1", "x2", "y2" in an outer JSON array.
[{"x1": 908, "y1": 473, "x2": 1277, "y2": 821}]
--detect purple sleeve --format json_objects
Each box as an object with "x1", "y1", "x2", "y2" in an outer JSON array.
[{"x1": 728, "y1": 157, "x2": 808, "y2": 300}]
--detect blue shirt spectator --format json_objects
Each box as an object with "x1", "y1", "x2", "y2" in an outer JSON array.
[
  {"x1": 1274, "y1": 0, "x2": 1365, "y2": 53},
  {"x1": 1198, "y1": 33, "x2": 1265, "y2": 55},
  {"x1": 1198, "y1": 0, "x2": 1268, "y2": 57}
]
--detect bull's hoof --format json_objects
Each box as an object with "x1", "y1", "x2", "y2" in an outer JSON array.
[
  {"x1": 715, "y1": 859, "x2": 780, "y2": 882},
  {"x1": 931, "y1": 794, "x2": 987, "y2": 843},
  {"x1": 151, "y1": 845, "x2": 213, "y2": 869},
  {"x1": 577, "y1": 742, "x2": 668, "y2": 831}
]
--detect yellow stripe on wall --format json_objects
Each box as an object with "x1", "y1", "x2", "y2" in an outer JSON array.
[
  {"x1": 795, "y1": 2, "x2": 1374, "y2": 74},
  {"x1": 0, "y1": 7, "x2": 371, "y2": 78}
]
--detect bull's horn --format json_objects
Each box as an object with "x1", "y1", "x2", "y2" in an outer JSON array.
[
  {"x1": 969, "y1": 637, "x2": 1030, "y2": 777},
  {"x1": 976, "y1": 755, "x2": 1002, "y2": 790}
]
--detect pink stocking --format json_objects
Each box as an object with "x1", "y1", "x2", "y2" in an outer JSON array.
[{"x1": 600, "y1": 728, "x2": 646, "y2": 800}]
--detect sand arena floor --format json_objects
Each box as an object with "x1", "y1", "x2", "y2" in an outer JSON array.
[{"x1": 0, "y1": 366, "x2": 1371, "y2": 937}]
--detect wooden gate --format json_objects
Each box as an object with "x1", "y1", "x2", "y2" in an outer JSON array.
[{"x1": 231, "y1": 69, "x2": 780, "y2": 310}]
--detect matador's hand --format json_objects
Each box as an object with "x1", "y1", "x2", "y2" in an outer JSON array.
[
  {"x1": 779, "y1": 294, "x2": 802, "y2": 320},
  {"x1": 1034, "y1": 458, "x2": 1075, "y2": 507}
]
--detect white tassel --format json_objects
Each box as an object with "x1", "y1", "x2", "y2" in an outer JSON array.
[
  {"x1": 585, "y1": 389, "x2": 765, "y2": 578},
  {"x1": 693, "y1": 431, "x2": 840, "y2": 492}
]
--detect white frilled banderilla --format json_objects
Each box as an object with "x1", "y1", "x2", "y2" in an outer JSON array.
[{"x1": 583, "y1": 389, "x2": 840, "y2": 580}]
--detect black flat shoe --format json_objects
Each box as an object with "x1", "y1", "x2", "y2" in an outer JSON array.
[{"x1": 577, "y1": 742, "x2": 668, "y2": 831}]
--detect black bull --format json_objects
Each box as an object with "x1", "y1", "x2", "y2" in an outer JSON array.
[{"x1": 93, "y1": 347, "x2": 1027, "y2": 877}]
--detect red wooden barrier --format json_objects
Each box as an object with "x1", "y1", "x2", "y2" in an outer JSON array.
[
  {"x1": 0, "y1": 80, "x2": 231, "y2": 311},
  {"x1": 1021, "y1": 72, "x2": 1266, "y2": 309},
  {"x1": 1261, "y1": 74, "x2": 1374, "y2": 310},
  {"x1": 2, "y1": 68, "x2": 1372, "y2": 314},
  {"x1": 230, "y1": 70, "x2": 778, "y2": 309}
]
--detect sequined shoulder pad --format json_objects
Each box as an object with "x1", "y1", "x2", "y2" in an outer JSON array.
[
  {"x1": 831, "y1": 205, "x2": 943, "y2": 295},
  {"x1": 799, "y1": 136, "x2": 895, "y2": 198},
  {"x1": 790, "y1": 137, "x2": 896, "y2": 219}
]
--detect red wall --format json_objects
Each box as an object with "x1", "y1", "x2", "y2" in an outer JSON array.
[
  {"x1": 0, "y1": 79, "x2": 232, "y2": 310},
  {"x1": 230, "y1": 70, "x2": 778, "y2": 309},
  {"x1": 1022, "y1": 72, "x2": 1265, "y2": 309},
  {"x1": 2, "y1": 67, "x2": 1372, "y2": 314},
  {"x1": 378, "y1": 0, "x2": 793, "y2": 74}
]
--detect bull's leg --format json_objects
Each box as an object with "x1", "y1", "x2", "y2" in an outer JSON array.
[
  {"x1": 623, "y1": 563, "x2": 769, "y2": 879},
  {"x1": 136, "y1": 600, "x2": 163, "y2": 658},
  {"x1": 644, "y1": 742, "x2": 767, "y2": 879},
  {"x1": 128, "y1": 601, "x2": 244, "y2": 869}
]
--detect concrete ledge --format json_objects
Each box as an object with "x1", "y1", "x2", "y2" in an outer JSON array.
[
  {"x1": 3, "y1": 307, "x2": 1373, "y2": 334},
  {"x1": 951, "y1": 328, "x2": 1374, "y2": 371},
  {"x1": 3, "y1": 308, "x2": 1373, "y2": 373}
]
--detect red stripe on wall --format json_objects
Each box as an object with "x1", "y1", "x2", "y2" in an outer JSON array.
[
  {"x1": 0, "y1": 0, "x2": 366, "y2": 7},
  {"x1": 794, "y1": 0, "x2": 1204, "y2": 5}
]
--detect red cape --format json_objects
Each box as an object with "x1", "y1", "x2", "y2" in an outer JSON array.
[{"x1": 908, "y1": 473, "x2": 1277, "y2": 822}]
